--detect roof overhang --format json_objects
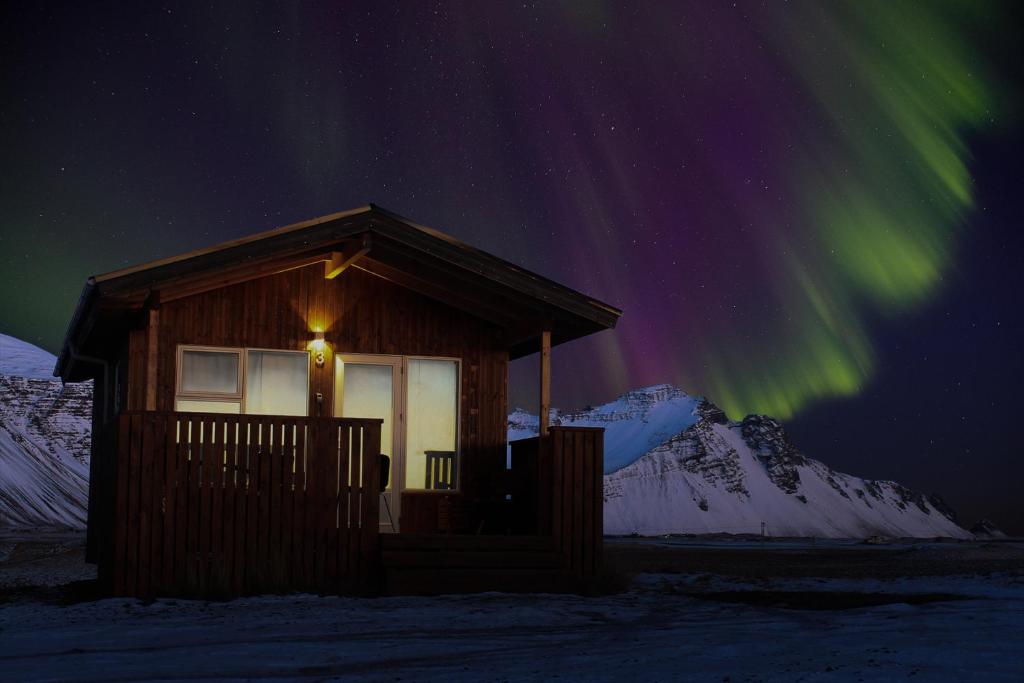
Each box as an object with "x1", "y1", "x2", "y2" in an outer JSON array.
[{"x1": 56, "y1": 204, "x2": 621, "y2": 380}]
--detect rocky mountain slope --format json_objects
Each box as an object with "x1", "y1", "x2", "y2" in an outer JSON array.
[
  {"x1": 0, "y1": 334, "x2": 91, "y2": 528},
  {"x1": 511, "y1": 385, "x2": 970, "y2": 539}
]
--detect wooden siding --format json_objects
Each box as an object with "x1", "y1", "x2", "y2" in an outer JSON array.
[
  {"x1": 113, "y1": 411, "x2": 381, "y2": 598},
  {"x1": 131, "y1": 263, "x2": 508, "y2": 508}
]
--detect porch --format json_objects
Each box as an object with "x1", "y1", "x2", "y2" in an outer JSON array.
[{"x1": 105, "y1": 411, "x2": 602, "y2": 598}]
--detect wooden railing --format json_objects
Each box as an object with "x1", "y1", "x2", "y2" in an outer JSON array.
[
  {"x1": 508, "y1": 426, "x2": 604, "y2": 580},
  {"x1": 113, "y1": 411, "x2": 381, "y2": 598}
]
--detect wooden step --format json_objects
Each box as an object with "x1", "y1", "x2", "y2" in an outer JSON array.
[
  {"x1": 382, "y1": 549, "x2": 561, "y2": 570},
  {"x1": 381, "y1": 533, "x2": 555, "y2": 553},
  {"x1": 382, "y1": 567, "x2": 567, "y2": 595}
]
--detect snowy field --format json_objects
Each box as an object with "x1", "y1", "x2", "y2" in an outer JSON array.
[{"x1": 1, "y1": 535, "x2": 1022, "y2": 682}]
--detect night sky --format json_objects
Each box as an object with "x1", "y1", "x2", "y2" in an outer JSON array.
[{"x1": 2, "y1": 2, "x2": 1021, "y2": 532}]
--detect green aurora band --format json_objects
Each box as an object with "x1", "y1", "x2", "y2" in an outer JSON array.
[{"x1": 704, "y1": 1, "x2": 1009, "y2": 420}]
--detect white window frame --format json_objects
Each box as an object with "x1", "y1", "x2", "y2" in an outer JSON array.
[{"x1": 174, "y1": 344, "x2": 311, "y2": 416}]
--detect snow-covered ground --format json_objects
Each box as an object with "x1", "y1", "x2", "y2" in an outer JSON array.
[
  {"x1": 1, "y1": 570, "x2": 1021, "y2": 681},
  {"x1": 2, "y1": 533, "x2": 1021, "y2": 681}
]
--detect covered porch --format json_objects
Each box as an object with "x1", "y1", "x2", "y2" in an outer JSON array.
[{"x1": 107, "y1": 410, "x2": 602, "y2": 598}]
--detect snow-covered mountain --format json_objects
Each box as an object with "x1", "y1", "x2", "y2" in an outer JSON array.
[
  {"x1": 0, "y1": 333, "x2": 92, "y2": 528},
  {"x1": 510, "y1": 384, "x2": 971, "y2": 539},
  {"x1": 0, "y1": 333, "x2": 61, "y2": 379}
]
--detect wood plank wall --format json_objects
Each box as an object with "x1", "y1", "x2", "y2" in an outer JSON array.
[{"x1": 130, "y1": 264, "x2": 508, "y2": 507}]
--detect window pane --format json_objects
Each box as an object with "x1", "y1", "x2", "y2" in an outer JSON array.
[
  {"x1": 246, "y1": 351, "x2": 309, "y2": 416},
  {"x1": 180, "y1": 350, "x2": 239, "y2": 394},
  {"x1": 175, "y1": 399, "x2": 241, "y2": 414},
  {"x1": 336, "y1": 360, "x2": 394, "y2": 489},
  {"x1": 405, "y1": 359, "x2": 458, "y2": 490}
]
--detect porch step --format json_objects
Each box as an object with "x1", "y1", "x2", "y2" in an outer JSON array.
[
  {"x1": 379, "y1": 533, "x2": 565, "y2": 595},
  {"x1": 381, "y1": 533, "x2": 554, "y2": 553}
]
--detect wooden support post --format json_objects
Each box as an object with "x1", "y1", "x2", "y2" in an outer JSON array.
[
  {"x1": 539, "y1": 329, "x2": 551, "y2": 436},
  {"x1": 144, "y1": 302, "x2": 160, "y2": 411}
]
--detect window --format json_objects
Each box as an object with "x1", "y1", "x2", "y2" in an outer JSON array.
[
  {"x1": 246, "y1": 350, "x2": 309, "y2": 416},
  {"x1": 174, "y1": 346, "x2": 308, "y2": 416},
  {"x1": 404, "y1": 358, "x2": 459, "y2": 491}
]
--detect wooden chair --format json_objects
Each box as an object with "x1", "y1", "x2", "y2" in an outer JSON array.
[{"x1": 424, "y1": 450, "x2": 456, "y2": 490}]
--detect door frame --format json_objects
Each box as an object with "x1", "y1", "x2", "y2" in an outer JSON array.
[{"x1": 334, "y1": 353, "x2": 404, "y2": 532}]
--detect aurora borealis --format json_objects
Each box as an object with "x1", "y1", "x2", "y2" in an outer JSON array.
[{"x1": 1, "y1": 2, "x2": 1022, "y2": 530}]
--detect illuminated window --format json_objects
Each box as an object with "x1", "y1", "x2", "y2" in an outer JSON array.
[
  {"x1": 174, "y1": 345, "x2": 308, "y2": 416},
  {"x1": 405, "y1": 358, "x2": 458, "y2": 491},
  {"x1": 246, "y1": 350, "x2": 309, "y2": 416}
]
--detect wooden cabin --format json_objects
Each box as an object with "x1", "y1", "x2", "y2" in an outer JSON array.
[{"x1": 56, "y1": 204, "x2": 621, "y2": 598}]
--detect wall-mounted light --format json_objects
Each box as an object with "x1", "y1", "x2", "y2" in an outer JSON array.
[{"x1": 311, "y1": 331, "x2": 326, "y2": 367}]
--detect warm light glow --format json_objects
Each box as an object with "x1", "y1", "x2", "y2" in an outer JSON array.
[{"x1": 308, "y1": 331, "x2": 327, "y2": 367}]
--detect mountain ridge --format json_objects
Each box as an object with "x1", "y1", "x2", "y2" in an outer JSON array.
[{"x1": 511, "y1": 384, "x2": 970, "y2": 539}]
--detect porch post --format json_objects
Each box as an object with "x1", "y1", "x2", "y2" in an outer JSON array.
[
  {"x1": 144, "y1": 293, "x2": 161, "y2": 411},
  {"x1": 539, "y1": 329, "x2": 551, "y2": 436}
]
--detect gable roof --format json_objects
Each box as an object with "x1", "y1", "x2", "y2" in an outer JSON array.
[{"x1": 56, "y1": 204, "x2": 621, "y2": 380}]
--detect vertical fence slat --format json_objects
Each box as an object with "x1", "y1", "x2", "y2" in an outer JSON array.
[
  {"x1": 549, "y1": 432, "x2": 562, "y2": 561},
  {"x1": 146, "y1": 414, "x2": 167, "y2": 595},
  {"x1": 580, "y1": 430, "x2": 594, "y2": 579},
  {"x1": 160, "y1": 414, "x2": 177, "y2": 594},
  {"x1": 346, "y1": 424, "x2": 361, "y2": 587},
  {"x1": 572, "y1": 430, "x2": 584, "y2": 575},
  {"x1": 183, "y1": 416, "x2": 200, "y2": 592},
  {"x1": 269, "y1": 419, "x2": 284, "y2": 590},
  {"x1": 113, "y1": 414, "x2": 132, "y2": 595},
  {"x1": 124, "y1": 413, "x2": 144, "y2": 597},
  {"x1": 360, "y1": 422, "x2": 381, "y2": 593},
  {"x1": 292, "y1": 423, "x2": 309, "y2": 591},
  {"x1": 221, "y1": 417, "x2": 237, "y2": 595},
  {"x1": 311, "y1": 419, "x2": 329, "y2": 586},
  {"x1": 592, "y1": 431, "x2": 604, "y2": 577},
  {"x1": 209, "y1": 416, "x2": 226, "y2": 595},
  {"x1": 257, "y1": 421, "x2": 272, "y2": 592},
  {"x1": 279, "y1": 420, "x2": 295, "y2": 590},
  {"x1": 325, "y1": 423, "x2": 340, "y2": 585},
  {"x1": 233, "y1": 418, "x2": 248, "y2": 596},
  {"x1": 244, "y1": 420, "x2": 261, "y2": 594},
  {"x1": 137, "y1": 414, "x2": 156, "y2": 598}
]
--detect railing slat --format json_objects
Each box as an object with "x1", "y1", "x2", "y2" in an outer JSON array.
[
  {"x1": 210, "y1": 416, "x2": 227, "y2": 594},
  {"x1": 244, "y1": 419, "x2": 260, "y2": 593},
  {"x1": 113, "y1": 414, "x2": 132, "y2": 595},
  {"x1": 160, "y1": 414, "x2": 177, "y2": 594},
  {"x1": 347, "y1": 423, "x2": 361, "y2": 585},
  {"x1": 125, "y1": 413, "x2": 144, "y2": 597},
  {"x1": 221, "y1": 416, "x2": 237, "y2": 596},
  {"x1": 360, "y1": 422, "x2": 381, "y2": 591}
]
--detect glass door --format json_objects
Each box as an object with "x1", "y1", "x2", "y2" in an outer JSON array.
[{"x1": 334, "y1": 355, "x2": 403, "y2": 532}]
